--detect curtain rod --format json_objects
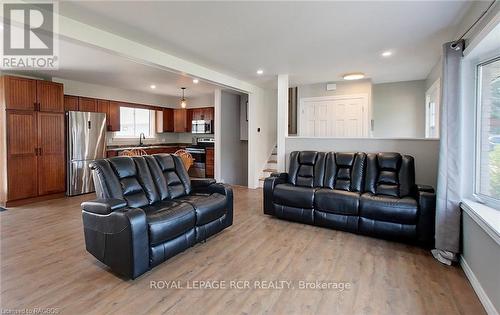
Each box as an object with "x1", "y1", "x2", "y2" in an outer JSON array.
[{"x1": 451, "y1": 0, "x2": 497, "y2": 49}]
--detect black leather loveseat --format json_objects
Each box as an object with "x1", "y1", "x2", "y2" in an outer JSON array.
[
  {"x1": 81, "y1": 154, "x2": 233, "y2": 279},
  {"x1": 264, "y1": 151, "x2": 435, "y2": 246}
]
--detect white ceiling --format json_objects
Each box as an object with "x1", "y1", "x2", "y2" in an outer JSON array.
[
  {"x1": 12, "y1": 39, "x2": 220, "y2": 98},
  {"x1": 59, "y1": 1, "x2": 472, "y2": 86}
]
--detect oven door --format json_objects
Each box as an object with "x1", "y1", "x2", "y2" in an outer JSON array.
[{"x1": 186, "y1": 148, "x2": 206, "y2": 178}]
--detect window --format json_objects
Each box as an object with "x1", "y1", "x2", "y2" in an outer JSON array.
[
  {"x1": 475, "y1": 56, "x2": 500, "y2": 208},
  {"x1": 115, "y1": 107, "x2": 154, "y2": 138}
]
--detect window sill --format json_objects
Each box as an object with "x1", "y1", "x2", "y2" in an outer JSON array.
[{"x1": 461, "y1": 199, "x2": 500, "y2": 246}]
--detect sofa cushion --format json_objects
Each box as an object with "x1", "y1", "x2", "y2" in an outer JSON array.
[
  {"x1": 314, "y1": 189, "x2": 360, "y2": 215},
  {"x1": 178, "y1": 193, "x2": 227, "y2": 226},
  {"x1": 323, "y1": 152, "x2": 366, "y2": 192},
  {"x1": 364, "y1": 153, "x2": 415, "y2": 198},
  {"x1": 142, "y1": 201, "x2": 196, "y2": 246},
  {"x1": 273, "y1": 183, "x2": 315, "y2": 209},
  {"x1": 359, "y1": 193, "x2": 418, "y2": 225},
  {"x1": 107, "y1": 156, "x2": 160, "y2": 208},
  {"x1": 287, "y1": 151, "x2": 326, "y2": 188},
  {"x1": 144, "y1": 154, "x2": 191, "y2": 200},
  {"x1": 273, "y1": 204, "x2": 314, "y2": 224}
]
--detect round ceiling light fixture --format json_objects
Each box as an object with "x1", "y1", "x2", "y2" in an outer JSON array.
[
  {"x1": 342, "y1": 73, "x2": 365, "y2": 80},
  {"x1": 192, "y1": 78, "x2": 199, "y2": 84},
  {"x1": 180, "y1": 87, "x2": 187, "y2": 108},
  {"x1": 150, "y1": 84, "x2": 156, "y2": 89},
  {"x1": 381, "y1": 51, "x2": 392, "y2": 57},
  {"x1": 256, "y1": 69, "x2": 264, "y2": 75}
]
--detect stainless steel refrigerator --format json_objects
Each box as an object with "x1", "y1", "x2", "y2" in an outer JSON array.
[{"x1": 67, "y1": 111, "x2": 107, "y2": 196}]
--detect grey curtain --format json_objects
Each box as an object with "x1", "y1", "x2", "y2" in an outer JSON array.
[{"x1": 432, "y1": 40, "x2": 464, "y2": 265}]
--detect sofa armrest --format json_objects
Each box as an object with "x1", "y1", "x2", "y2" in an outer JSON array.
[
  {"x1": 270, "y1": 172, "x2": 288, "y2": 180},
  {"x1": 81, "y1": 198, "x2": 127, "y2": 215},
  {"x1": 417, "y1": 184, "x2": 435, "y2": 193},
  {"x1": 81, "y1": 206, "x2": 149, "y2": 279},
  {"x1": 263, "y1": 173, "x2": 288, "y2": 215},
  {"x1": 190, "y1": 178, "x2": 217, "y2": 189},
  {"x1": 416, "y1": 185, "x2": 436, "y2": 246}
]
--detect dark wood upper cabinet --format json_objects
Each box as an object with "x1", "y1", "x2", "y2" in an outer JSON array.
[
  {"x1": 173, "y1": 109, "x2": 187, "y2": 132},
  {"x1": 161, "y1": 108, "x2": 174, "y2": 132},
  {"x1": 37, "y1": 112, "x2": 65, "y2": 195},
  {"x1": 6, "y1": 111, "x2": 38, "y2": 200},
  {"x1": 78, "y1": 97, "x2": 97, "y2": 112},
  {"x1": 186, "y1": 109, "x2": 194, "y2": 132},
  {"x1": 37, "y1": 81, "x2": 64, "y2": 112},
  {"x1": 3, "y1": 76, "x2": 37, "y2": 111},
  {"x1": 108, "y1": 101, "x2": 121, "y2": 132},
  {"x1": 97, "y1": 99, "x2": 110, "y2": 127},
  {"x1": 64, "y1": 95, "x2": 79, "y2": 112}
]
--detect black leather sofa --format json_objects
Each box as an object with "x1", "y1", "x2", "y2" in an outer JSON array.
[
  {"x1": 81, "y1": 154, "x2": 233, "y2": 279},
  {"x1": 264, "y1": 151, "x2": 435, "y2": 245}
]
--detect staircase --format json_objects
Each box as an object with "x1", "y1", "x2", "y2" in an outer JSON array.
[{"x1": 258, "y1": 145, "x2": 278, "y2": 188}]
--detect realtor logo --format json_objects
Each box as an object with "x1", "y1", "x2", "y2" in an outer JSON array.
[{"x1": 1, "y1": 2, "x2": 59, "y2": 69}]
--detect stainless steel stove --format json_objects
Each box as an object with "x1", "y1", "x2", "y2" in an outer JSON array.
[{"x1": 186, "y1": 138, "x2": 214, "y2": 178}]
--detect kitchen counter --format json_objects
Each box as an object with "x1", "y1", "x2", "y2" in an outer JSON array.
[{"x1": 106, "y1": 143, "x2": 191, "y2": 151}]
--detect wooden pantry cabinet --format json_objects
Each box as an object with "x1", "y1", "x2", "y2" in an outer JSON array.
[{"x1": 0, "y1": 76, "x2": 65, "y2": 206}]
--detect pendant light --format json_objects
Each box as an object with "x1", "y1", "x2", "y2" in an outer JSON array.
[{"x1": 180, "y1": 87, "x2": 187, "y2": 108}]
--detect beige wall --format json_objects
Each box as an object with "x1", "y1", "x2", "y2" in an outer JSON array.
[
  {"x1": 286, "y1": 137, "x2": 440, "y2": 187},
  {"x1": 372, "y1": 80, "x2": 426, "y2": 138},
  {"x1": 297, "y1": 80, "x2": 372, "y2": 101}
]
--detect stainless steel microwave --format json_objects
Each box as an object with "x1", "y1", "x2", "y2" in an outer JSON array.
[{"x1": 192, "y1": 120, "x2": 213, "y2": 134}]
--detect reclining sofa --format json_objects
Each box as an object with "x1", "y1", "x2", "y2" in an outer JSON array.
[
  {"x1": 264, "y1": 151, "x2": 435, "y2": 245},
  {"x1": 81, "y1": 154, "x2": 233, "y2": 279}
]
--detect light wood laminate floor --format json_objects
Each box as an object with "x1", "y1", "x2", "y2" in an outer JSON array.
[{"x1": 0, "y1": 187, "x2": 485, "y2": 315}]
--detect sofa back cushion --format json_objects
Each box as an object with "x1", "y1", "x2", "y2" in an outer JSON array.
[
  {"x1": 288, "y1": 151, "x2": 326, "y2": 188},
  {"x1": 323, "y1": 152, "x2": 366, "y2": 192},
  {"x1": 106, "y1": 156, "x2": 160, "y2": 207},
  {"x1": 364, "y1": 153, "x2": 415, "y2": 197},
  {"x1": 147, "y1": 154, "x2": 191, "y2": 199}
]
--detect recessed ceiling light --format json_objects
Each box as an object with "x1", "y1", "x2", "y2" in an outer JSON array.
[
  {"x1": 150, "y1": 84, "x2": 156, "y2": 89},
  {"x1": 381, "y1": 51, "x2": 392, "y2": 57},
  {"x1": 342, "y1": 73, "x2": 365, "y2": 80},
  {"x1": 192, "y1": 79, "x2": 199, "y2": 84},
  {"x1": 256, "y1": 69, "x2": 264, "y2": 75}
]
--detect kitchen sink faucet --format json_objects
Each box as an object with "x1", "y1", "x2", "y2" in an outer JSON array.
[{"x1": 139, "y1": 132, "x2": 146, "y2": 146}]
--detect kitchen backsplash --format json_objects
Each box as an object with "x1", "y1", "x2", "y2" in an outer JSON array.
[{"x1": 106, "y1": 132, "x2": 214, "y2": 146}]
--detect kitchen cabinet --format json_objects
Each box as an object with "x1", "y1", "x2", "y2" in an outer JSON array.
[
  {"x1": 37, "y1": 80, "x2": 64, "y2": 112},
  {"x1": 1, "y1": 75, "x2": 66, "y2": 205},
  {"x1": 3, "y1": 76, "x2": 37, "y2": 111},
  {"x1": 206, "y1": 147, "x2": 214, "y2": 178},
  {"x1": 6, "y1": 111, "x2": 39, "y2": 200},
  {"x1": 78, "y1": 97, "x2": 97, "y2": 112},
  {"x1": 174, "y1": 109, "x2": 188, "y2": 132},
  {"x1": 37, "y1": 112, "x2": 65, "y2": 195},
  {"x1": 187, "y1": 107, "x2": 214, "y2": 132},
  {"x1": 97, "y1": 99, "x2": 111, "y2": 128},
  {"x1": 108, "y1": 101, "x2": 121, "y2": 131},
  {"x1": 156, "y1": 108, "x2": 174, "y2": 133},
  {"x1": 64, "y1": 95, "x2": 79, "y2": 112},
  {"x1": 186, "y1": 109, "x2": 194, "y2": 132},
  {"x1": 190, "y1": 107, "x2": 214, "y2": 121}
]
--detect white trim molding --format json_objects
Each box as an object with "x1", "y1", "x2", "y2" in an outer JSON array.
[
  {"x1": 460, "y1": 256, "x2": 499, "y2": 315},
  {"x1": 461, "y1": 200, "x2": 500, "y2": 246}
]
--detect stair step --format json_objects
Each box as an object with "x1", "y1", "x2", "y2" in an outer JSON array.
[
  {"x1": 267, "y1": 160, "x2": 277, "y2": 164},
  {"x1": 263, "y1": 168, "x2": 277, "y2": 173}
]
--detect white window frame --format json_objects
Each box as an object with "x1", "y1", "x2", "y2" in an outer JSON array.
[
  {"x1": 113, "y1": 106, "x2": 156, "y2": 139},
  {"x1": 473, "y1": 55, "x2": 500, "y2": 210}
]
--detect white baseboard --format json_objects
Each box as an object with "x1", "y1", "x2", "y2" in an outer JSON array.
[{"x1": 460, "y1": 256, "x2": 499, "y2": 315}]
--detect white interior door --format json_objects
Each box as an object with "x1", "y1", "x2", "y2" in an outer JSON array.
[{"x1": 299, "y1": 95, "x2": 368, "y2": 137}]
